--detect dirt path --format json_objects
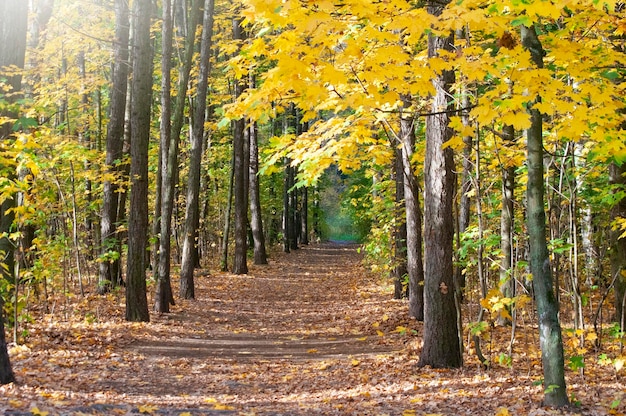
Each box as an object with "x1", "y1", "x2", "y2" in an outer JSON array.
[{"x1": 1, "y1": 242, "x2": 618, "y2": 415}]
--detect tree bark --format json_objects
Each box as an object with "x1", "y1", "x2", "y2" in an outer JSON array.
[
  {"x1": 610, "y1": 162, "x2": 626, "y2": 322},
  {"x1": 400, "y1": 106, "x2": 424, "y2": 321},
  {"x1": 98, "y1": 0, "x2": 130, "y2": 293},
  {"x1": 181, "y1": 0, "x2": 216, "y2": 295},
  {"x1": 154, "y1": 0, "x2": 175, "y2": 312},
  {"x1": 419, "y1": 22, "x2": 462, "y2": 368},
  {"x1": 522, "y1": 24, "x2": 569, "y2": 408},
  {"x1": 0, "y1": 0, "x2": 28, "y2": 385},
  {"x1": 499, "y1": 125, "x2": 516, "y2": 326},
  {"x1": 249, "y1": 117, "x2": 268, "y2": 264},
  {"x1": 125, "y1": 0, "x2": 153, "y2": 322},
  {"x1": 393, "y1": 144, "x2": 408, "y2": 299}
]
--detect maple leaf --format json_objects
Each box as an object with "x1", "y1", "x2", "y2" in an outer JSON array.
[
  {"x1": 30, "y1": 408, "x2": 49, "y2": 416},
  {"x1": 137, "y1": 404, "x2": 158, "y2": 414}
]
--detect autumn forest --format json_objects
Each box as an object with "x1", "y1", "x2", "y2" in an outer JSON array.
[{"x1": 1, "y1": 0, "x2": 626, "y2": 414}]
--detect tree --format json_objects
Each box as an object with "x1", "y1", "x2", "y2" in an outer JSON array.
[
  {"x1": 154, "y1": 0, "x2": 175, "y2": 312},
  {"x1": 0, "y1": 0, "x2": 29, "y2": 385},
  {"x1": 180, "y1": 0, "x2": 216, "y2": 297},
  {"x1": 400, "y1": 104, "x2": 424, "y2": 321},
  {"x1": 231, "y1": 17, "x2": 249, "y2": 275},
  {"x1": 249, "y1": 113, "x2": 268, "y2": 264},
  {"x1": 98, "y1": 0, "x2": 130, "y2": 293},
  {"x1": 521, "y1": 23, "x2": 569, "y2": 407},
  {"x1": 419, "y1": 4, "x2": 462, "y2": 368},
  {"x1": 125, "y1": 0, "x2": 153, "y2": 322}
]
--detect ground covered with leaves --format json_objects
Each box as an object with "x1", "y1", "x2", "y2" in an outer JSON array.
[{"x1": 1, "y1": 242, "x2": 625, "y2": 415}]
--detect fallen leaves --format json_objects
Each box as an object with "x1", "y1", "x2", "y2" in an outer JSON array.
[{"x1": 0, "y1": 243, "x2": 623, "y2": 415}]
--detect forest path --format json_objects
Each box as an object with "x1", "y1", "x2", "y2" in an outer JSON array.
[
  {"x1": 2, "y1": 242, "x2": 617, "y2": 415},
  {"x1": 132, "y1": 242, "x2": 397, "y2": 361},
  {"x1": 113, "y1": 241, "x2": 415, "y2": 415}
]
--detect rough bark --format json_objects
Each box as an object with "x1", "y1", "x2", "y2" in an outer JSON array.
[
  {"x1": 393, "y1": 145, "x2": 408, "y2": 300},
  {"x1": 522, "y1": 24, "x2": 569, "y2": 407},
  {"x1": 125, "y1": 0, "x2": 153, "y2": 322},
  {"x1": 249, "y1": 118, "x2": 268, "y2": 264},
  {"x1": 610, "y1": 162, "x2": 626, "y2": 322},
  {"x1": 180, "y1": 0, "x2": 216, "y2": 296},
  {"x1": 400, "y1": 107, "x2": 424, "y2": 321},
  {"x1": 231, "y1": 17, "x2": 249, "y2": 275},
  {"x1": 0, "y1": 0, "x2": 28, "y2": 385},
  {"x1": 154, "y1": 0, "x2": 175, "y2": 312},
  {"x1": 98, "y1": 0, "x2": 129, "y2": 293},
  {"x1": 419, "y1": 21, "x2": 462, "y2": 368},
  {"x1": 499, "y1": 125, "x2": 516, "y2": 326}
]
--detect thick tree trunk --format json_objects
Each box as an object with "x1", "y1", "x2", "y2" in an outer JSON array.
[
  {"x1": 249, "y1": 118, "x2": 268, "y2": 264},
  {"x1": 400, "y1": 108, "x2": 424, "y2": 321},
  {"x1": 231, "y1": 17, "x2": 249, "y2": 275},
  {"x1": 610, "y1": 162, "x2": 626, "y2": 322},
  {"x1": 98, "y1": 0, "x2": 129, "y2": 293},
  {"x1": 180, "y1": 0, "x2": 216, "y2": 296},
  {"x1": 419, "y1": 24, "x2": 462, "y2": 368},
  {"x1": 125, "y1": 0, "x2": 153, "y2": 322},
  {"x1": 0, "y1": 0, "x2": 28, "y2": 385},
  {"x1": 522, "y1": 24, "x2": 569, "y2": 408}
]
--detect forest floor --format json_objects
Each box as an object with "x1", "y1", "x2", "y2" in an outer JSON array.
[{"x1": 0, "y1": 242, "x2": 625, "y2": 415}]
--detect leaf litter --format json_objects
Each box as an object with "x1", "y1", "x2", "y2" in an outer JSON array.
[{"x1": 0, "y1": 242, "x2": 623, "y2": 415}]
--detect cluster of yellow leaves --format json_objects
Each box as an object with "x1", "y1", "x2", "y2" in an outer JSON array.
[{"x1": 224, "y1": 0, "x2": 625, "y2": 181}]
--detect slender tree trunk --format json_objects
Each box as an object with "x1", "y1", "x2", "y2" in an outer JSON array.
[
  {"x1": 610, "y1": 162, "x2": 626, "y2": 322},
  {"x1": 221, "y1": 147, "x2": 235, "y2": 271},
  {"x1": 393, "y1": 144, "x2": 408, "y2": 299},
  {"x1": 249, "y1": 116, "x2": 268, "y2": 264},
  {"x1": 283, "y1": 161, "x2": 291, "y2": 253},
  {"x1": 419, "y1": 17, "x2": 461, "y2": 368},
  {"x1": 181, "y1": 0, "x2": 216, "y2": 296},
  {"x1": 499, "y1": 125, "x2": 516, "y2": 326},
  {"x1": 154, "y1": 0, "x2": 175, "y2": 312},
  {"x1": 400, "y1": 107, "x2": 424, "y2": 321},
  {"x1": 125, "y1": 0, "x2": 153, "y2": 322},
  {"x1": 522, "y1": 24, "x2": 569, "y2": 407},
  {"x1": 98, "y1": 0, "x2": 129, "y2": 293}
]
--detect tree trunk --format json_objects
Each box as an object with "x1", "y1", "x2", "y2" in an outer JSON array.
[
  {"x1": 249, "y1": 117, "x2": 268, "y2": 264},
  {"x1": 0, "y1": 0, "x2": 28, "y2": 385},
  {"x1": 154, "y1": 0, "x2": 175, "y2": 312},
  {"x1": 499, "y1": 125, "x2": 516, "y2": 326},
  {"x1": 419, "y1": 21, "x2": 462, "y2": 368},
  {"x1": 180, "y1": 0, "x2": 216, "y2": 296},
  {"x1": 393, "y1": 144, "x2": 408, "y2": 299},
  {"x1": 283, "y1": 161, "x2": 291, "y2": 253},
  {"x1": 610, "y1": 162, "x2": 626, "y2": 322},
  {"x1": 125, "y1": 0, "x2": 153, "y2": 322},
  {"x1": 98, "y1": 0, "x2": 129, "y2": 293},
  {"x1": 521, "y1": 24, "x2": 569, "y2": 408},
  {"x1": 401, "y1": 105, "x2": 424, "y2": 321}
]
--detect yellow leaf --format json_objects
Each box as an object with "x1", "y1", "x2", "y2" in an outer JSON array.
[
  {"x1": 614, "y1": 357, "x2": 625, "y2": 373},
  {"x1": 30, "y1": 408, "x2": 49, "y2": 416},
  {"x1": 351, "y1": 359, "x2": 360, "y2": 366},
  {"x1": 403, "y1": 410, "x2": 417, "y2": 416},
  {"x1": 372, "y1": 322, "x2": 380, "y2": 328},
  {"x1": 357, "y1": 336, "x2": 367, "y2": 341},
  {"x1": 376, "y1": 330, "x2": 385, "y2": 337},
  {"x1": 307, "y1": 348, "x2": 319, "y2": 354},
  {"x1": 214, "y1": 404, "x2": 235, "y2": 411},
  {"x1": 179, "y1": 413, "x2": 193, "y2": 416},
  {"x1": 138, "y1": 405, "x2": 158, "y2": 414},
  {"x1": 382, "y1": 314, "x2": 389, "y2": 322},
  {"x1": 495, "y1": 407, "x2": 511, "y2": 416}
]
